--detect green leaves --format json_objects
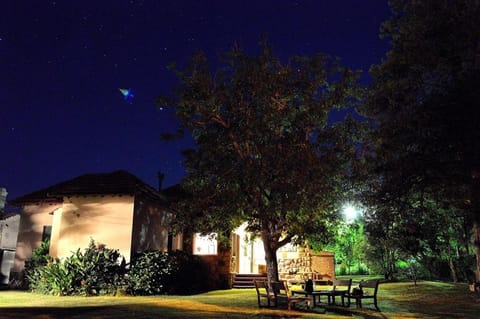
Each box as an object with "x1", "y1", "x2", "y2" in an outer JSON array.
[
  {"x1": 26, "y1": 239, "x2": 127, "y2": 296},
  {"x1": 361, "y1": 0, "x2": 480, "y2": 281},
  {"x1": 127, "y1": 250, "x2": 208, "y2": 295},
  {"x1": 160, "y1": 39, "x2": 362, "y2": 283}
]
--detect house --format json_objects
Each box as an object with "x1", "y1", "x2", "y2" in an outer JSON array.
[
  {"x1": 162, "y1": 185, "x2": 335, "y2": 287},
  {"x1": 9, "y1": 170, "x2": 177, "y2": 280},
  {"x1": 10, "y1": 170, "x2": 334, "y2": 289},
  {"x1": 231, "y1": 223, "x2": 335, "y2": 282}
]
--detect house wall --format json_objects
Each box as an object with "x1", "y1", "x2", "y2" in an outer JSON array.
[
  {"x1": 130, "y1": 195, "x2": 170, "y2": 258},
  {"x1": 0, "y1": 214, "x2": 20, "y2": 284},
  {"x1": 0, "y1": 214, "x2": 20, "y2": 251},
  {"x1": 311, "y1": 251, "x2": 335, "y2": 281},
  {"x1": 49, "y1": 196, "x2": 135, "y2": 262},
  {"x1": 198, "y1": 243, "x2": 232, "y2": 290},
  {"x1": 12, "y1": 203, "x2": 59, "y2": 273}
]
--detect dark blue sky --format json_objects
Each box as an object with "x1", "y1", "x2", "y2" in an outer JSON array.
[{"x1": 1, "y1": 1, "x2": 391, "y2": 200}]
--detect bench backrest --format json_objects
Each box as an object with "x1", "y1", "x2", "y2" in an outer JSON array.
[
  {"x1": 254, "y1": 279, "x2": 269, "y2": 294},
  {"x1": 359, "y1": 280, "x2": 380, "y2": 295},
  {"x1": 333, "y1": 278, "x2": 352, "y2": 292},
  {"x1": 271, "y1": 281, "x2": 291, "y2": 298}
]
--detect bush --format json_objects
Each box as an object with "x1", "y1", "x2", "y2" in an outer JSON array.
[
  {"x1": 127, "y1": 251, "x2": 172, "y2": 295},
  {"x1": 128, "y1": 250, "x2": 208, "y2": 295},
  {"x1": 168, "y1": 250, "x2": 209, "y2": 295},
  {"x1": 353, "y1": 264, "x2": 370, "y2": 275},
  {"x1": 336, "y1": 263, "x2": 347, "y2": 276},
  {"x1": 26, "y1": 239, "x2": 127, "y2": 296},
  {"x1": 24, "y1": 239, "x2": 53, "y2": 290}
]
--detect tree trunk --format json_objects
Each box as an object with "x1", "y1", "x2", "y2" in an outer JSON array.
[
  {"x1": 471, "y1": 169, "x2": 480, "y2": 282},
  {"x1": 448, "y1": 255, "x2": 458, "y2": 283},
  {"x1": 474, "y1": 220, "x2": 480, "y2": 282},
  {"x1": 262, "y1": 233, "x2": 279, "y2": 284}
]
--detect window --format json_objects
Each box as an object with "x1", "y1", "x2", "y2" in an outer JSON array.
[
  {"x1": 42, "y1": 225, "x2": 52, "y2": 242},
  {"x1": 193, "y1": 233, "x2": 217, "y2": 255}
]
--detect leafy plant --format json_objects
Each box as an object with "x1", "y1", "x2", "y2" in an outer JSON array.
[
  {"x1": 24, "y1": 239, "x2": 53, "y2": 290},
  {"x1": 26, "y1": 239, "x2": 127, "y2": 296},
  {"x1": 128, "y1": 250, "x2": 208, "y2": 295}
]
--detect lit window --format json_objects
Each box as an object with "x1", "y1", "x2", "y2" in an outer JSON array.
[{"x1": 193, "y1": 233, "x2": 217, "y2": 255}]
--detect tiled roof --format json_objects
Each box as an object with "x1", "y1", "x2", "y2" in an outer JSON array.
[{"x1": 10, "y1": 170, "x2": 164, "y2": 205}]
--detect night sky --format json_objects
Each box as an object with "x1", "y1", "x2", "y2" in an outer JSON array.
[{"x1": 1, "y1": 1, "x2": 391, "y2": 201}]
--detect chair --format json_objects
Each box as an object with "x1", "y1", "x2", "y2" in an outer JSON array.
[
  {"x1": 346, "y1": 280, "x2": 380, "y2": 310},
  {"x1": 254, "y1": 279, "x2": 274, "y2": 307},
  {"x1": 317, "y1": 279, "x2": 352, "y2": 306},
  {"x1": 271, "y1": 281, "x2": 312, "y2": 310}
]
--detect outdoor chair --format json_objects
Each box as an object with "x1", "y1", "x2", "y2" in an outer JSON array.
[
  {"x1": 254, "y1": 279, "x2": 274, "y2": 307},
  {"x1": 346, "y1": 280, "x2": 380, "y2": 310},
  {"x1": 271, "y1": 281, "x2": 312, "y2": 310}
]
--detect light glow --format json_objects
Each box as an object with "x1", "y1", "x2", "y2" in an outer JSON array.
[{"x1": 343, "y1": 204, "x2": 358, "y2": 221}]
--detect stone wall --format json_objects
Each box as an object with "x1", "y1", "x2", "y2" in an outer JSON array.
[{"x1": 278, "y1": 248, "x2": 335, "y2": 282}]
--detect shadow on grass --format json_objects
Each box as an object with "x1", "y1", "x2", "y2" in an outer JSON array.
[{"x1": 0, "y1": 305, "x2": 314, "y2": 319}]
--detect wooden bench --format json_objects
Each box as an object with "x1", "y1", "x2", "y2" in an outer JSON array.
[
  {"x1": 346, "y1": 280, "x2": 380, "y2": 310},
  {"x1": 271, "y1": 281, "x2": 312, "y2": 310}
]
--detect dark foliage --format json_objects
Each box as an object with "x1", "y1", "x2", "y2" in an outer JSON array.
[
  {"x1": 158, "y1": 39, "x2": 362, "y2": 283},
  {"x1": 128, "y1": 250, "x2": 209, "y2": 295},
  {"x1": 360, "y1": 0, "x2": 480, "y2": 281}
]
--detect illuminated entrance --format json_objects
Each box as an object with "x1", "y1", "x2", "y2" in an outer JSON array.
[{"x1": 231, "y1": 223, "x2": 266, "y2": 274}]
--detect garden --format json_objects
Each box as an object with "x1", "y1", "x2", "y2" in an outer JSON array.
[{"x1": 2, "y1": 240, "x2": 478, "y2": 319}]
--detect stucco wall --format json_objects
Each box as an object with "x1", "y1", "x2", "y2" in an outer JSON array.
[
  {"x1": 49, "y1": 196, "x2": 134, "y2": 262},
  {"x1": 0, "y1": 214, "x2": 20, "y2": 250},
  {"x1": 1, "y1": 214, "x2": 20, "y2": 284},
  {"x1": 13, "y1": 203, "x2": 59, "y2": 272},
  {"x1": 130, "y1": 195, "x2": 170, "y2": 257}
]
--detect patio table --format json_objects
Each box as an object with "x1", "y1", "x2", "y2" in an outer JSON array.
[{"x1": 291, "y1": 289, "x2": 328, "y2": 308}]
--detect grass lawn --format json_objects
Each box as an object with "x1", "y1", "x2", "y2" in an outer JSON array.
[{"x1": 0, "y1": 281, "x2": 479, "y2": 318}]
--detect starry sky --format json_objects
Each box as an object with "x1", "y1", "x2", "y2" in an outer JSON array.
[{"x1": 1, "y1": 0, "x2": 391, "y2": 202}]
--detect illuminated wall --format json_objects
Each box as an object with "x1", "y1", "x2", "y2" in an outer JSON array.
[
  {"x1": 13, "y1": 202, "x2": 59, "y2": 272},
  {"x1": 49, "y1": 195, "x2": 135, "y2": 262},
  {"x1": 130, "y1": 195, "x2": 170, "y2": 256}
]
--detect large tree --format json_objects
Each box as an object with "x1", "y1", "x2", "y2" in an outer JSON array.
[
  {"x1": 362, "y1": 0, "x2": 480, "y2": 281},
  {"x1": 159, "y1": 41, "x2": 360, "y2": 283}
]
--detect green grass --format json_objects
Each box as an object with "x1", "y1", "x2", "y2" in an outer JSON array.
[{"x1": 0, "y1": 281, "x2": 479, "y2": 318}]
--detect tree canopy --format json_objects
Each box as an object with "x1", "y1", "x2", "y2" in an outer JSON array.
[
  {"x1": 159, "y1": 41, "x2": 361, "y2": 282},
  {"x1": 361, "y1": 0, "x2": 480, "y2": 281}
]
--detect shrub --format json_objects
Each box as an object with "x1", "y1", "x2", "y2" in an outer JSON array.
[
  {"x1": 354, "y1": 264, "x2": 370, "y2": 275},
  {"x1": 67, "y1": 240, "x2": 127, "y2": 296},
  {"x1": 127, "y1": 251, "x2": 172, "y2": 295},
  {"x1": 24, "y1": 239, "x2": 53, "y2": 290},
  {"x1": 167, "y1": 250, "x2": 209, "y2": 295},
  {"x1": 336, "y1": 263, "x2": 347, "y2": 276},
  {"x1": 26, "y1": 239, "x2": 127, "y2": 296},
  {"x1": 128, "y1": 250, "x2": 208, "y2": 295}
]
